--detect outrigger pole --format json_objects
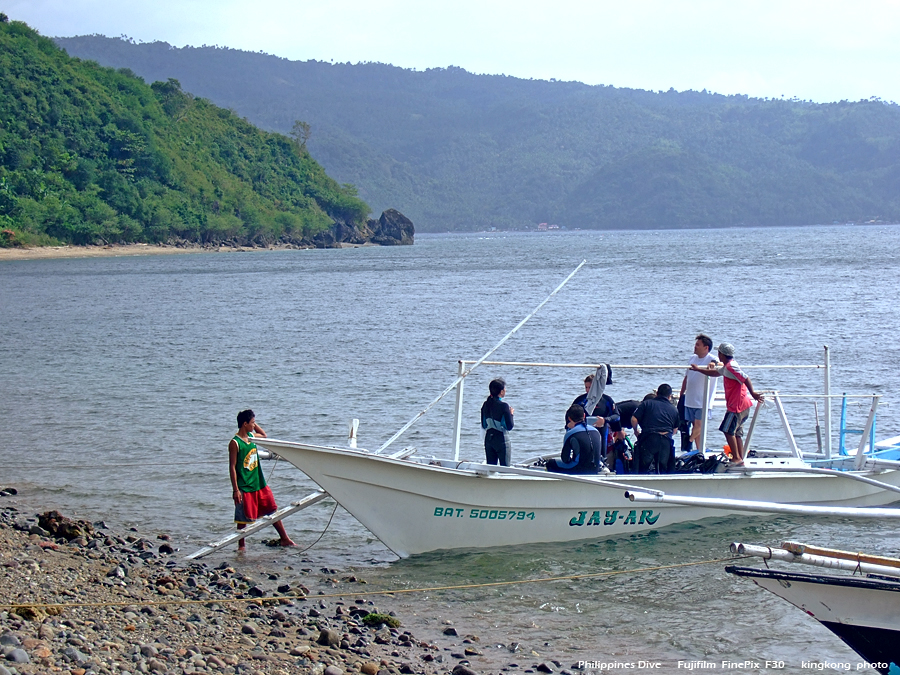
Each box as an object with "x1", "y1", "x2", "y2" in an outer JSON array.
[
  {"x1": 376, "y1": 260, "x2": 587, "y2": 455},
  {"x1": 732, "y1": 542, "x2": 900, "y2": 578},
  {"x1": 625, "y1": 490, "x2": 900, "y2": 519},
  {"x1": 184, "y1": 491, "x2": 328, "y2": 560}
]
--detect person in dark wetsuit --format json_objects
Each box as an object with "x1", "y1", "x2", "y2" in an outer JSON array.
[
  {"x1": 609, "y1": 398, "x2": 641, "y2": 473},
  {"x1": 546, "y1": 404, "x2": 604, "y2": 475},
  {"x1": 481, "y1": 378, "x2": 514, "y2": 466},
  {"x1": 631, "y1": 384, "x2": 680, "y2": 473},
  {"x1": 572, "y1": 373, "x2": 619, "y2": 473}
]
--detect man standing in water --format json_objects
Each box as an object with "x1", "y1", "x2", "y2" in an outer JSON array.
[
  {"x1": 679, "y1": 334, "x2": 718, "y2": 452},
  {"x1": 229, "y1": 409, "x2": 296, "y2": 550},
  {"x1": 690, "y1": 343, "x2": 764, "y2": 465}
]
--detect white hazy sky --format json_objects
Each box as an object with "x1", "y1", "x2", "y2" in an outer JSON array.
[{"x1": 6, "y1": 0, "x2": 900, "y2": 103}]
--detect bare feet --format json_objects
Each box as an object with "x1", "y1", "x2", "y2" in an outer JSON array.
[{"x1": 279, "y1": 538, "x2": 297, "y2": 547}]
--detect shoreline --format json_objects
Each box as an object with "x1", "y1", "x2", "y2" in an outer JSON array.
[
  {"x1": 0, "y1": 242, "x2": 377, "y2": 261},
  {"x1": 0, "y1": 493, "x2": 549, "y2": 675}
]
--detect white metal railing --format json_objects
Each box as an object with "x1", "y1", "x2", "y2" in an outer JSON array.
[{"x1": 449, "y1": 346, "x2": 881, "y2": 465}]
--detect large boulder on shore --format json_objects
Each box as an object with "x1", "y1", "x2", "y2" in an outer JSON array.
[
  {"x1": 368, "y1": 209, "x2": 415, "y2": 246},
  {"x1": 318, "y1": 209, "x2": 413, "y2": 248}
]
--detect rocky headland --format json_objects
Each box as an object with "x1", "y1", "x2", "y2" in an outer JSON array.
[{"x1": 0, "y1": 210, "x2": 414, "y2": 261}]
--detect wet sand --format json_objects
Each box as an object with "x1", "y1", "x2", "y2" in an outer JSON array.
[{"x1": 0, "y1": 241, "x2": 377, "y2": 261}]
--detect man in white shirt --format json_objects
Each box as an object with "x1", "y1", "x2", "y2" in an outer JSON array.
[{"x1": 679, "y1": 334, "x2": 718, "y2": 452}]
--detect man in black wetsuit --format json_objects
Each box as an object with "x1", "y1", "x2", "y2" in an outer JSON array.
[
  {"x1": 631, "y1": 384, "x2": 680, "y2": 474},
  {"x1": 573, "y1": 373, "x2": 619, "y2": 472},
  {"x1": 547, "y1": 405, "x2": 604, "y2": 475},
  {"x1": 481, "y1": 378, "x2": 514, "y2": 466}
]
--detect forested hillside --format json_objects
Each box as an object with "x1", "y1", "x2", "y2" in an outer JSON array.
[
  {"x1": 0, "y1": 18, "x2": 369, "y2": 247},
  {"x1": 54, "y1": 35, "x2": 900, "y2": 232}
]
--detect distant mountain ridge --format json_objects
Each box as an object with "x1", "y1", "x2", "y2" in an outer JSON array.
[{"x1": 55, "y1": 35, "x2": 900, "y2": 231}]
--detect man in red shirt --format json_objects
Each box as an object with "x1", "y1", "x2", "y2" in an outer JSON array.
[{"x1": 690, "y1": 343, "x2": 764, "y2": 465}]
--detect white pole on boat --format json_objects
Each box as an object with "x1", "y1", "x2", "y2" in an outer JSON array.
[
  {"x1": 814, "y1": 402, "x2": 823, "y2": 454},
  {"x1": 452, "y1": 360, "x2": 466, "y2": 461},
  {"x1": 824, "y1": 345, "x2": 832, "y2": 459},
  {"x1": 728, "y1": 464, "x2": 900, "y2": 495},
  {"x1": 772, "y1": 392, "x2": 803, "y2": 458},
  {"x1": 742, "y1": 397, "x2": 763, "y2": 456},
  {"x1": 348, "y1": 419, "x2": 359, "y2": 449},
  {"x1": 853, "y1": 395, "x2": 881, "y2": 470},
  {"x1": 730, "y1": 542, "x2": 900, "y2": 579},
  {"x1": 625, "y1": 490, "x2": 900, "y2": 518},
  {"x1": 376, "y1": 261, "x2": 588, "y2": 455},
  {"x1": 699, "y1": 376, "x2": 710, "y2": 454}
]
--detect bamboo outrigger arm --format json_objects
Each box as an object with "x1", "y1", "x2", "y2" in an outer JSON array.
[
  {"x1": 185, "y1": 491, "x2": 328, "y2": 560},
  {"x1": 731, "y1": 541, "x2": 900, "y2": 578}
]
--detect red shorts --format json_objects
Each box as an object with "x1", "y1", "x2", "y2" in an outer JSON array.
[{"x1": 239, "y1": 485, "x2": 278, "y2": 522}]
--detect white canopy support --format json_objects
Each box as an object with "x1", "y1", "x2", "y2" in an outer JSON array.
[
  {"x1": 772, "y1": 392, "x2": 802, "y2": 458},
  {"x1": 741, "y1": 398, "x2": 764, "y2": 456},
  {"x1": 626, "y1": 490, "x2": 900, "y2": 518},
  {"x1": 731, "y1": 541, "x2": 900, "y2": 579},
  {"x1": 854, "y1": 395, "x2": 882, "y2": 470},
  {"x1": 184, "y1": 490, "x2": 328, "y2": 560}
]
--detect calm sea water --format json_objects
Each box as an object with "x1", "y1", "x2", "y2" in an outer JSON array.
[{"x1": 4, "y1": 226, "x2": 900, "y2": 673}]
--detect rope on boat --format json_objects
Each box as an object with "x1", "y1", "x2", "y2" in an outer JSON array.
[{"x1": 2, "y1": 554, "x2": 750, "y2": 612}]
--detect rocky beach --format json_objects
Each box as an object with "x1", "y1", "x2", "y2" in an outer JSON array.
[{"x1": 0, "y1": 494, "x2": 567, "y2": 675}]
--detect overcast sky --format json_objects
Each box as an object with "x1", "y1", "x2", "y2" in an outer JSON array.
[{"x1": 6, "y1": 0, "x2": 900, "y2": 103}]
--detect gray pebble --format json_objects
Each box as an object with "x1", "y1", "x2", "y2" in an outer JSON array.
[
  {"x1": 0, "y1": 636, "x2": 18, "y2": 647},
  {"x1": 241, "y1": 622, "x2": 258, "y2": 635},
  {"x1": 452, "y1": 666, "x2": 478, "y2": 675},
  {"x1": 324, "y1": 666, "x2": 344, "y2": 675},
  {"x1": 148, "y1": 658, "x2": 167, "y2": 672},
  {"x1": 317, "y1": 629, "x2": 341, "y2": 647},
  {"x1": 140, "y1": 644, "x2": 158, "y2": 658},
  {"x1": 4, "y1": 650, "x2": 28, "y2": 664},
  {"x1": 62, "y1": 646, "x2": 88, "y2": 664}
]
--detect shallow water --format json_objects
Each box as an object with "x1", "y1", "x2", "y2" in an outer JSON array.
[{"x1": 4, "y1": 225, "x2": 900, "y2": 673}]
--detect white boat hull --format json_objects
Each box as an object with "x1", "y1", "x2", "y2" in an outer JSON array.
[{"x1": 254, "y1": 439, "x2": 900, "y2": 558}]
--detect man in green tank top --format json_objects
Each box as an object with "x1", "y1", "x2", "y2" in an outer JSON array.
[{"x1": 228, "y1": 409, "x2": 295, "y2": 550}]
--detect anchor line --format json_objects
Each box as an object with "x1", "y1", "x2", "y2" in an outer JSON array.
[{"x1": 291, "y1": 500, "x2": 340, "y2": 555}]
